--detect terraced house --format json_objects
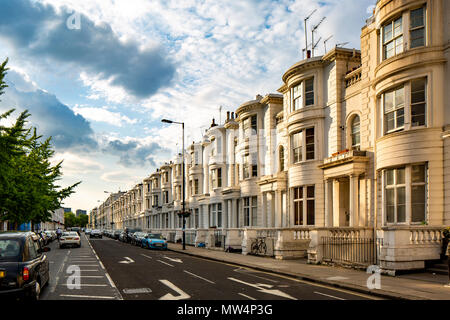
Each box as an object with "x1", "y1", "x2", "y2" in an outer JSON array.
[{"x1": 92, "y1": 0, "x2": 450, "y2": 273}]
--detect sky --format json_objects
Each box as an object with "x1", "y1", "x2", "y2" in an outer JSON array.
[{"x1": 0, "y1": 0, "x2": 376, "y2": 213}]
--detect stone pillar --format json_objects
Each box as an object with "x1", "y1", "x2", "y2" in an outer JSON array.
[
  {"x1": 223, "y1": 200, "x2": 228, "y2": 229},
  {"x1": 332, "y1": 179, "x2": 340, "y2": 227},
  {"x1": 262, "y1": 192, "x2": 267, "y2": 227},
  {"x1": 324, "y1": 179, "x2": 332, "y2": 227},
  {"x1": 349, "y1": 174, "x2": 359, "y2": 227},
  {"x1": 274, "y1": 191, "x2": 281, "y2": 228}
]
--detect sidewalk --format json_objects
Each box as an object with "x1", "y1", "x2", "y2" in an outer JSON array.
[{"x1": 168, "y1": 243, "x2": 450, "y2": 300}]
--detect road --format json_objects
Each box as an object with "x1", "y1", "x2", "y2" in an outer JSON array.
[{"x1": 40, "y1": 232, "x2": 379, "y2": 301}]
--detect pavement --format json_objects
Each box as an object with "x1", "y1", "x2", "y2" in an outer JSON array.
[{"x1": 167, "y1": 243, "x2": 450, "y2": 300}]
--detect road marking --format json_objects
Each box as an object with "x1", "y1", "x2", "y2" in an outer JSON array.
[
  {"x1": 74, "y1": 265, "x2": 99, "y2": 267},
  {"x1": 233, "y1": 268, "x2": 278, "y2": 283},
  {"x1": 159, "y1": 280, "x2": 191, "y2": 300},
  {"x1": 314, "y1": 291, "x2": 346, "y2": 300},
  {"x1": 228, "y1": 277, "x2": 297, "y2": 300},
  {"x1": 164, "y1": 256, "x2": 183, "y2": 263},
  {"x1": 61, "y1": 284, "x2": 108, "y2": 287},
  {"x1": 123, "y1": 288, "x2": 152, "y2": 294},
  {"x1": 238, "y1": 293, "x2": 256, "y2": 300},
  {"x1": 51, "y1": 250, "x2": 70, "y2": 293},
  {"x1": 326, "y1": 276, "x2": 350, "y2": 281},
  {"x1": 59, "y1": 294, "x2": 115, "y2": 299},
  {"x1": 119, "y1": 257, "x2": 135, "y2": 264},
  {"x1": 183, "y1": 270, "x2": 215, "y2": 284},
  {"x1": 79, "y1": 269, "x2": 100, "y2": 272},
  {"x1": 63, "y1": 275, "x2": 104, "y2": 278},
  {"x1": 140, "y1": 254, "x2": 153, "y2": 259},
  {"x1": 157, "y1": 260, "x2": 174, "y2": 267}
]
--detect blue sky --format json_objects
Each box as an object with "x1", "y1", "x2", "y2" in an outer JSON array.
[{"x1": 0, "y1": 0, "x2": 375, "y2": 212}]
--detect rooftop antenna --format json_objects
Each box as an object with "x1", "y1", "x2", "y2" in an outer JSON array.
[
  {"x1": 311, "y1": 16, "x2": 326, "y2": 57},
  {"x1": 323, "y1": 35, "x2": 333, "y2": 53},
  {"x1": 303, "y1": 9, "x2": 317, "y2": 57},
  {"x1": 312, "y1": 36, "x2": 322, "y2": 53},
  {"x1": 336, "y1": 41, "x2": 349, "y2": 48}
]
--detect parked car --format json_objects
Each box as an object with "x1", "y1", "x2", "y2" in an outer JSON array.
[
  {"x1": 59, "y1": 232, "x2": 81, "y2": 248},
  {"x1": 112, "y1": 230, "x2": 122, "y2": 240},
  {"x1": 131, "y1": 232, "x2": 147, "y2": 246},
  {"x1": 119, "y1": 230, "x2": 128, "y2": 242},
  {"x1": 44, "y1": 231, "x2": 55, "y2": 242},
  {"x1": 85, "y1": 228, "x2": 92, "y2": 235},
  {"x1": 0, "y1": 231, "x2": 51, "y2": 300},
  {"x1": 141, "y1": 233, "x2": 168, "y2": 250},
  {"x1": 90, "y1": 229, "x2": 102, "y2": 239},
  {"x1": 37, "y1": 232, "x2": 49, "y2": 246}
]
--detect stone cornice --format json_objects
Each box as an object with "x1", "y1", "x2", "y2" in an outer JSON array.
[
  {"x1": 282, "y1": 57, "x2": 323, "y2": 83},
  {"x1": 235, "y1": 100, "x2": 262, "y2": 117},
  {"x1": 260, "y1": 94, "x2": 283, "y2": 105}
]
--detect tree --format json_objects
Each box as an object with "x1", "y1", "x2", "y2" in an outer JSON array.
[
  {"x1": 64, "y1": 212, "x2": 77, "y2": 228},
  {"x1": 78, "y1": 214, "x2": 89, "y2": 228},
  {"x1": 0, "y1": 58, "x2": 80, "y2": 229}
]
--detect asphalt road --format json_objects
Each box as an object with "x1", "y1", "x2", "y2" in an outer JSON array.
[{"x1": 87, "y1": 235, "x2": 378, "y2": 301}]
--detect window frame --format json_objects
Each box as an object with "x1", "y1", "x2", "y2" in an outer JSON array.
[
  {"x1": 291, "y1": 127, "x2": 315, "y2": 164},
  {"x1": 293, "y1": 185, "x2": 315, "y2": 226},
  {"x1": 291, "y1": 77, "x2": 314, "y2": 112},
  {"x1": 382, "y1": 16, "x2": 404, "y2": 60}
]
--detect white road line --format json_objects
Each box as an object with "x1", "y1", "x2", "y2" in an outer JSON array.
[
  {"x1": 157, "y1": 260, "x2": 174, "y2": 267},
  {"x1": 140, "y1": 254, "x2": 153, "y2": 259},
  {"x1": 79, "y1": 269, "x2": 100, "y2": 272},
  {"x1": 238, "y1": 293, "x2": 257, "y2": 300},
  {"x1": 314, "y1": 291, "x2": 346, "y2": 300},
  {"x1": 60, "y1": 284, "x2": 108, "y2": 287},
  {"x1": 51, "y1": 250, "x2": 70, "y2": 293},
  {"x1": 105, "y1": 273, "x2": 117, "y2": 289},
  {"x1": 59, "y1": 294, "x2": 115, "y2": 299},
  {"x1": 159, "y1": 280, "x2": 191, "y2": 300},
  {"x1": 183, "y1": 270, "x2": 215, "y2": 284},
  {"x1": 99, "y1": 261, "x2": 106, "y2": 270},
  {"x1": 63, "y1": 275, "x2": 105, "y2": 278},
  {"x1": 74, "y1": 265, "x2": 99, "y2": 267},
  {"x1": 233, "y1": 268, "x2": 278, "y2": 283}
]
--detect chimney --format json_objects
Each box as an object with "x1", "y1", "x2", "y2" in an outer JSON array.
[
  {"x1": 226, "y1": 111, "x2": 230, "y2": 121},
  {"x1": 307, "y1": 50, "x2": 311, "y2": 59}
]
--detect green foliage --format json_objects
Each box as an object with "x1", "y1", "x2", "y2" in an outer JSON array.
[
  {"x1": 0, "y1": 58, "x2": 81, "y2": 228},
  {"x1": 64, "y1": 212, "x2": 88, "y2": 228}
]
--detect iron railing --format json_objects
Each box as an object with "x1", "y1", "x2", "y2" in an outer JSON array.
[
  {"x1": 322, "y1": 236, "x2": 381, "y2": 266},
  {"x1": 213, "y1": 229, "x2": 225, "y2": 248}
]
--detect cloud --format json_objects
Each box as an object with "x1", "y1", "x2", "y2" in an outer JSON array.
[
  {"x1": 101, "y1": 136, "x2": 169, "y2": 168},
  {"x1": 0, "y1": 0, "x2": 175, "y2": 99},
  {"x1": 52, "y1": 152, "x2": 104, "y2": 176},
  {"x1": 100, "y1": 171, "x2": 142, "y2": 184},
  {"x1": 0, "y1": 79, "x2": 98, "y2": 151},
  {"x1": 72, "y1": 105, "x2": 138, "y2": 127}
]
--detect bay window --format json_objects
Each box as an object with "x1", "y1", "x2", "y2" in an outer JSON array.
[
  {"x1": 410, "y1": 7, "x2": 425, "y2": 48},
  {"x1": 291, "y1": 127, "x2": 314, "y2": 163},
  {"x1": 384, "y1": 86, "x2": 404, "y2": 133},
  {"x1": 293, "y1": 185, "x2": 315, "y2": 226},
  {"x1": 292, "y1": 78, "x2": 314, "y2": 111},
  {"x1": 243, "y1": 154, "x2": 257, "y2": 179},
  {"x1": 243, "y1": 196, "x2": 258, "y2": 227},
  {"x1": 384, "y1": 164, "x2": 427, "y2": 224},
  {"x1": 382, "y1": 16, "x2": 403, "y2": 60}
]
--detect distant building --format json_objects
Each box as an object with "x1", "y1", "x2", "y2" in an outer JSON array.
[
  {"x1": 63, "y1": 207, "x2": 72, "y2": 213},
  {"x1": 76, "y1": 209, "x2": 87, "y2": 217}
]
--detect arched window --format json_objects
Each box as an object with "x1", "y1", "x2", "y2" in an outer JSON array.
[
  {"x1": 351, "y1": 115, "x2": 360, "y2": 149},
  {"x1": 279, "y1": 146, "x2": 285, "y2": 172}
]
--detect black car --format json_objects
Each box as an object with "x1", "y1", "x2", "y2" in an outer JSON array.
[
  {"x1": 112, "y1": 230, "x2": 122, "y2": 240},
  {"x1": 0, "y1": 231, "x2": 51, "y2": 300}
]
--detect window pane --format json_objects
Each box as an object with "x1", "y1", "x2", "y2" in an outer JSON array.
[
  {"x1": 386, "y1": 169, "x2": 394, "y2": 186},
  {"x1": 294, "y1": 201, "x2": 303, "y2": 225},
  {"x1": 305, "y1": 128, "x2": 314, "y2": 160},
  {"x1": 410, "y1": 7, "x2": 424, "y2": 28},
  {"x1": 307, "y1": 186, "x2": 314, "y2": 198},
  {"x1": 397, "y1": 187, "x2": 406, "y2": 222},
  {"x1": 384, "y1": 41, "x2": 394, "y2": 59},
  {"x1": 396, "y1": 108, "x2": 404, "y2": 128},
  {"x1": 410, "y1": 28, "x2": 425, "y2": 48},
  {"x1": 412, "y1": 165, "x2": 426, "y2": 183},
  {"x1": 305, "y1": 78, "x2": 314, "y2": 106},
  {"x1": 307, "y1": 200, "x2": 315, "y2": 225},
  {"x1": 395, "y1": 36, "x2": 403, "y2": 54},
  {"x1": 384, "y1": 91, "x2": 394, "y2": 112},
  {"x1": 383, "y1": 24, "x2": 392, "y2": 43},
  {"x1": 393, "y1": 17, "x2": 402, "y2": 37},
  {"x1": 395, "y1": 87, "x2": 404, "y2": 107},
  {"x1": 385, "y1": 111, "x2": 395, "y2": 132},
  {"x1": 386, "y1": 189, "x2": 395, "y2": 223},
  {"x1": 396, "y1": 168, "x2": 405, "y2": 184},
  {"x1": 411, "y1": 185, "x2": 426, "y2": 222}
]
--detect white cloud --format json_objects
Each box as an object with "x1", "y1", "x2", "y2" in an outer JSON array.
[
  {"x1": 72, "y1": 105, "x2": 138, "y2": 127},
  {"x1": 52, "y1": 152, "x2": 104, "y2": 176}
]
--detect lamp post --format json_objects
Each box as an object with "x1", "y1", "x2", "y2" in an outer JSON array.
[{"x1": 161, "y1": 118, "x2": 186, "y2": 250}]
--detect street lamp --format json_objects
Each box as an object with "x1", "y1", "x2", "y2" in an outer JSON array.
[{"x1": 161, "y1": 118, "x2": 187, "y2": 250}]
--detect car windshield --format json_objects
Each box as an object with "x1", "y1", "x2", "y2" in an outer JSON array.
[
  {"x1": 62, "y1": 232, "x2": 78, "y2": 236},
  {"x1": 0, "y1": 239, "x2": 21, "y2": 261},
  {"x1": 147, "y1": 233, "x2": 164, "y2": 239}
]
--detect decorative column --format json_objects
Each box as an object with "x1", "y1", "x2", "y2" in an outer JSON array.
[
  {"x1": 324, "y1": 179, "x2": 332, "y2": 227},
  {"x1": 349, "y1": 174, "x2": 359, "y2": 227},
  {"x1": 332, "y1": 179, "x2": 340, "y2": 227}
]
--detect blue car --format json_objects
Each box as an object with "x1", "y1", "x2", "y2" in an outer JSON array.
[{"x1": 141, "y1": 233, "x2": 168, "y2": 250}]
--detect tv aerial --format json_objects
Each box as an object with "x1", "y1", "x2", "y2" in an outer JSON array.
[
  {"x1": 303, "y1": 9, "x2": 317, "y2": 58},
  {"x1": 311, "y1": 16, "x2": 326, "y2": 57},
  {"x1": 323, "y1": 35, "x2": 333, "y2": 53}
]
